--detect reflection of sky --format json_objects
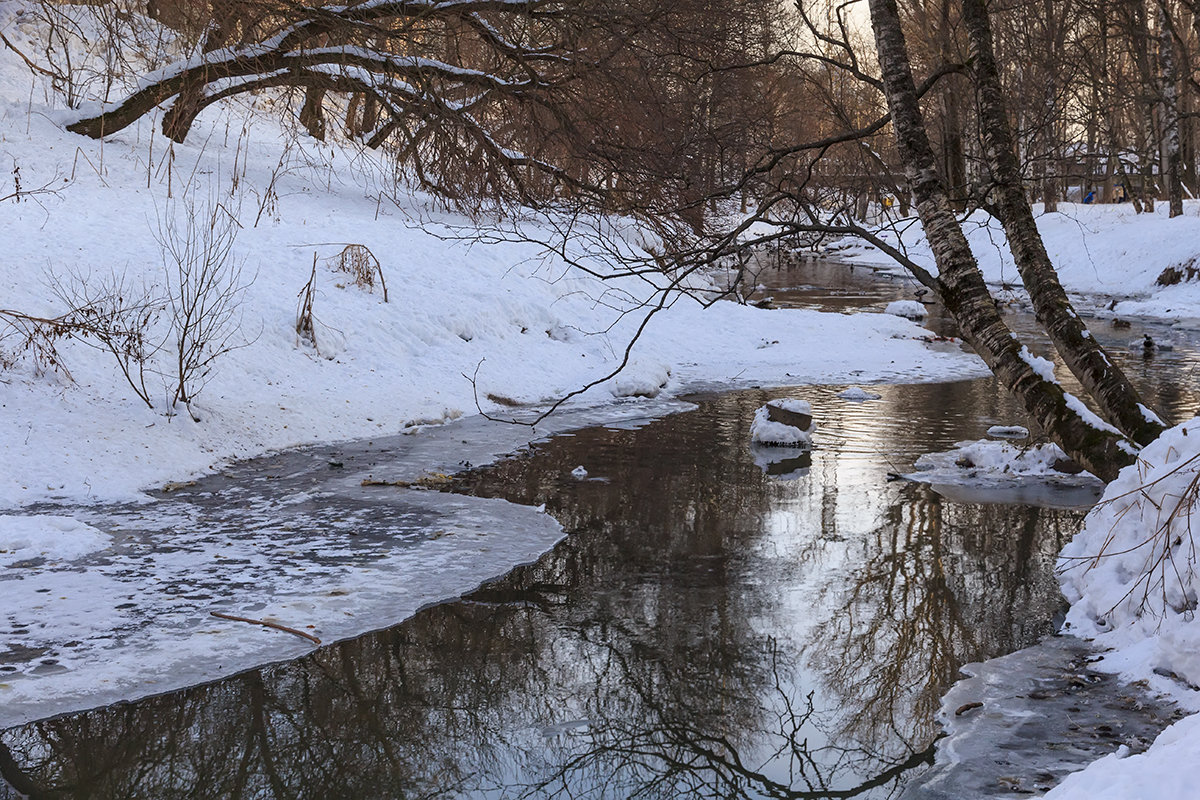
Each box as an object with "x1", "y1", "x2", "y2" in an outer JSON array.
[{"x1": 740, "y1": 380, "x2": 1089, "y2": 792}]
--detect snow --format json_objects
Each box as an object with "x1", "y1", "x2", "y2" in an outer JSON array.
[
  {"x1": 1019, "y1": 344, "x2": 1059, "y2": 383},
  {"x1": 0, "y1": 514, "x2": 109, "y2": 567},
  {"x1": 1065, "y1": 392, "x2": 1124, "y2": 436},
  {"x1": 1046, "y1": 715, "x2": 1200, "y2": 800},
  {"x1": 907, "y1": 439, "x2": 1104, "y2": 508},
  {"x1": 1140, "y1": 402, "x2": 1167, "y2": 426},
  {"x1": 0, "y1": 11, "x2": 986, "y2": 725},
  {"x1": 750, "y1": 400, "x2": 815, "y2": 446},
  {"x1": 609, "y1": 360, "x2": 671, "y2": 399},
  {"x1": 838, "y1": 386, "x2": 882, "y2": 401},
  {"x1": 750, "y1": 410, "x2": 813, "y2": 446},
  {"x1": 915, "y1": 439, "x2": 1075, "y2": 478},
  {"x1": 1050, "y1": 419, "x2": 1200, "y2": 799},
  {"x1": 885, "y1": 299, "x2": 929, "y2": 319},
  {"x1": 768, "y1": 397, "x2": 813, "y2": 415},
  {"x1": 0, "y1": 71, "x2": 982, "y2": 511},
  {"x1": 987, "y1": 424, "x2": 1030, "y2": 439},
  {"x1": 0, "y1": 482, "x2": 566, "y2": 728},
  {"x1": 908, "y1": 636, "x2": 1178, "y2": 799},
  {"x1": 835, "y1": 202, "x2": 1200, "y2": 322},
  {"x1": 13, "y1": 11, "x2": 1200, "y2": 795}
]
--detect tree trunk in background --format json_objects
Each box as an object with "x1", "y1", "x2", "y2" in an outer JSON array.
[
  {"x1": 1158, "y1": 0, "x2": 1184, "y2": 216},
  {"x1": 300, "y1": 86, "x2": 327, "y2": 141},
  {"x1": 1131, "y1": 0, "x2": 1158, "y2": 212},
  {"x1": 962, "y1": 0, "x2": 1167, "y2": 446},
  {"x1": 160, "y1": 0, "x2": 244, "y2": 142},
  {"x1": 939, "y1": 0, "x2": 968, "y2": 211},
  {"x1": 866, "y1": 0, "x2": 1138, "y2": 481},
  {"x1": 1183, "y1": 0, "x2": 1200, "y2": 195}
]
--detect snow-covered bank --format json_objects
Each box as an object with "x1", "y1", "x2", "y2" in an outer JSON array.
[
  {"x1": 832, "y1": 203, "x2": 1200, "y2": 320},
  {"x1": 0, "y1": 48, "x2": 984, "y2": 510},
  {"x1": 1040, "y1": 420, "x2": 1200, "y2": 798},
  {"x1": 902, "y1": 424, "x2": 1200, "y2": 798}
]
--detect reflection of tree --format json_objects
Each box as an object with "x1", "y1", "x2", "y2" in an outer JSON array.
[
  {"x1": 0, "y1": 390, "x2": 1077, "y2": 800},
  {"x1": 808, "y1": 484, "x2": 1082, "y2": 752},
  {"x1": 520, "y1": 630, "x2": 933, "y2": 800}
]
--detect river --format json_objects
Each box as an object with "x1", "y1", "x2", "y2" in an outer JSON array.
[{"x1": 1, "y1": 258, "x2": 1197, "y2": 798}]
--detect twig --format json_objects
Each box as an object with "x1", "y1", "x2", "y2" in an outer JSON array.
[
  {"x1": 210, "y1": 611, "x2": 322, "y2": 644},
  {"x1": 0, "y1": 29, "x2": 58, "y2": 79},
  {"x1": 362, "y1": 477, "x2": 411, "y2": 487}
]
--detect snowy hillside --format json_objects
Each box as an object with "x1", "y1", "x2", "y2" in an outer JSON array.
[
  {"x1": 0, "y1": 14, "x2": 984, "y2": 510},
  {"x1": 835, "y1": 203, "x2": 1200, "y2": 319}
]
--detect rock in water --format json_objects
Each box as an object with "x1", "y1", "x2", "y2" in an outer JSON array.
[{"x1": 751, "y1": 399, "x2": 816, "y2": 447}]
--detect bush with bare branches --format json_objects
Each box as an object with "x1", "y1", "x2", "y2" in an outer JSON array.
[
  {"x1": 48, "y1": 269, "x2": 166, "y2": 408},
  {"x1": 155, "y1": 190, "x2": 253, "y2": 418},
  {"x1": 1060, "y1": 425, "x2": 1200, "y2": 629}
]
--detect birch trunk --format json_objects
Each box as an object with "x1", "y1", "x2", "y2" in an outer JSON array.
[
  {"x1": 961, "y1": 0, "x2": 1166, "y2": 447},
  {"x1": 866, "y1": 0, "x2": 1138, "y2": 481},
  {"x1": 1158, "y1": 0, "x2": 1184, "y2": 217}
]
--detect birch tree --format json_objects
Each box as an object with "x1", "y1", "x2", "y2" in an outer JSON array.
[{"x1": 865, "y1": 0, "x2": 1142, "y2": 480}]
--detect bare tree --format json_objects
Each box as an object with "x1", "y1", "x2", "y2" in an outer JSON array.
[{"x1": 155, "y1": 191, "x2": 252, "y2": 417}]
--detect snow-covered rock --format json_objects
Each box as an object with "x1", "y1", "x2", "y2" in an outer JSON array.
[
  {"x1": 885, "y1": 300, "x2": 929, "y2": 320},
  {"x1": 610, "y1": 360, "x2": 671, "y2": 398},
  {"x1": 987, "y1": 424, "x2": 1030, "y2": 439},
  {"x1": 838, "y1": 386, "x2": 882, "y2": 401},
  {"x1": 750, "y1": 399, "x2": 816, "y2": 447}
]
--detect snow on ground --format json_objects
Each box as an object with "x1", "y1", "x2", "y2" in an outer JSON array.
[
  {"x1": 0, "y1": 57, "x2": 984, "y2": 510},
  {"x1": 7, "y1": 9, "x2": 1200, "y2": 795},
  {"x1": 1044, "y1": 714, "x2": 1200, "y2": 800},
  {"x1": 0, "y1": 514, "x2": 109, "y2": 567},
  {"x1": 1047, "y1": 419, "x2": 1200, "y2": 799},
  {"x1": 834, "y1": 203, "x2": 1200, "y2": 321}
]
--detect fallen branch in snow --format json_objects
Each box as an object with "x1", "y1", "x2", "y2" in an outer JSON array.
[
  {"x1": 0, "y1": 28, "x2": 58, "y2": 80},
  {"x1": 362, "y1": 477, "x2": 411, "y2": 487},
  {"x1": 362, "y1": 472, "x2": 453, "y2": 489},
  {"x1": 209, "y1": 611, "x2": 321, "y2": 644}
]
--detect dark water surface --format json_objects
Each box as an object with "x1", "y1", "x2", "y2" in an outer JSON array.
[{"x1": 2, "y1": 260, "x2": 1198, "y2": 799}]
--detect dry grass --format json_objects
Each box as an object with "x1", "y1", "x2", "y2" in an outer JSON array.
[{"x1": 327, "y1": 244, "x2": 387, "y2": 302}]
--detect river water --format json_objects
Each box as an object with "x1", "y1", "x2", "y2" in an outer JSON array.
[{"x1": 1, "y1": 259, "x2": 1197, "y2": 798}]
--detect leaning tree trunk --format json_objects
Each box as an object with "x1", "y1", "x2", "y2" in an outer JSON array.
[
  {"x1": 961, "y1": 0, "x2": 1166, "y2": 447},
  {"x1": 866, "y1": 0, "x2": 1137, "y2": 481}
]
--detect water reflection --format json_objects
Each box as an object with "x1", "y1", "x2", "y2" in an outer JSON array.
[
  {"x1": 746, "y1": 257, "x2": 1200, "y2": 422},
  {"x1": 1, "y1": 385, "x2": 1083, "y2": 799}
]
